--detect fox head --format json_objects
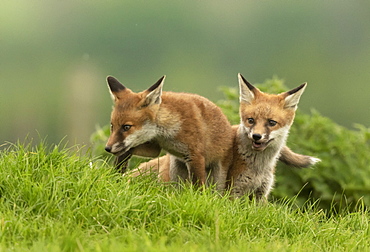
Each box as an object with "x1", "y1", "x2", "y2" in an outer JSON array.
[
  {"x1": 238, "y1": 73, "x2": 306, "y2": 151},
  {"x1": 104, "y1": 76, "x2": 165, "y2": 156}
]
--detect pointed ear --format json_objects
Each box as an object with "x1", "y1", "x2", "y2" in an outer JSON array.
[
  {"x1": 107, "y1": 76, "x2": 126, "y2": 100},
  {"x1": 238, "y1": 73, "x2": 257, "y2": 104},
  {"x1": 142, "y1": 76, "x2": 165, "y2": 107},
  {"x1": 284, "y1": 83, "x2": 307, "y2": 109}
]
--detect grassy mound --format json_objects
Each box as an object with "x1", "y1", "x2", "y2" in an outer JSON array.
[{"x1": 0, "y1": 141, "x2": 369, "y2": 250}]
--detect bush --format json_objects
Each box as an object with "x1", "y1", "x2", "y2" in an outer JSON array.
[{"x1": 91, "y1": 77, "x2": 370, "y2": 210}]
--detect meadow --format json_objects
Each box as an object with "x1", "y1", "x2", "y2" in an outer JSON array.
[
  {"x1": 1, "y1": 78, "x2": 370, "y2": 251},
  {"x1": 0, "y1": 141, "x2": 369, "y2": 251},
  {"x1": 2, "y1": 2, "x2": 370, "y2": 250}
]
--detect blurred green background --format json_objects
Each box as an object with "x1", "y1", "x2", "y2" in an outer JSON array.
[{"x1": 1, "y1": 1, "x2": 370, "y2": 146}]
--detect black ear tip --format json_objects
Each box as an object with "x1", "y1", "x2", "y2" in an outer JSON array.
[
  {"x1": 107, "y1": 76, "x2": 117, "y2": 83},
  {"x1": 147, "y1": 75, "x2": 166, "y2": 92},
  {"x1": 106, "y1": 76, "x2": 125, "y2": 92},
  {"x1": 238, "y1": 73, "x2": 255, "y2": 90},
  {"x1": 287, "y1": 83, "x2": 307, "y2": 95},
  {"x1": 158, "y1": 75, "x2": 166, "y2": 83}
]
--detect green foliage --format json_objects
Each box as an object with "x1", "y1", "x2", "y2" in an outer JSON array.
[
  {"x1": 0, "y1": 141, "x2": 369, "y2": 250},
  {"x1": 90, "y1": 124, "x2": 111, "y2": 160},
  {"x1": 90, "y1": 77, "x2": 370, "y2": 211},
  {"x1": 275, "y1": 110, "x2": 370, "y2": 210}
]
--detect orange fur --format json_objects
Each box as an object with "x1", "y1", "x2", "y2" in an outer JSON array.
[{"x1": 105, "y1": 76, "x2": 234, "y2": 189}]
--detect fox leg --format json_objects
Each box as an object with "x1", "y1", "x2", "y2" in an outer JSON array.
[
  {"x1": 169, "y1": 155, "x2": 190, "y2": 182},
  {"x1": 254, "y1": 184, "x2": 269, "y2": 202},
  {"x1": 186, "y1": 154, "x2": 207, "y2": 186},
  {"x1": 127, "y1": 155, "x2": 171, "y2": 182},
  {"x1": 254, "y1": 174, "x2": 274, "y2": 201},
  {"x1": 207, "y1": 161, "x2": 228, "y2": 191}
]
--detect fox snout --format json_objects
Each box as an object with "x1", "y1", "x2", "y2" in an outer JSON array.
[
  {"x1": 105, "y1": 144, "x2": 126, "y2": 155},
  {"x1": 252, "y1": 134, "x2": 262, "y2": 141},
  {"x1": 105, "y1": 146, "x2": 113, "y2": 153},
  {"x1": 104, "y1": 140, "x2": 127, "y2": 155},
  {"x1": 249, "y1": 132, "x2": 273, "y2": 151}
]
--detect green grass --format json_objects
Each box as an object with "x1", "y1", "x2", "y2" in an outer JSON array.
[{"x1": 0, "y1": 141, "x2": 369, "y2": 251}]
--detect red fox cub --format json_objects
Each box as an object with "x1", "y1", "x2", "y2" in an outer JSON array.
[
  {"x1": 104, "y1": 76, "x2": 234, "y2": 189},
  {"x1": 129, "y1": 74, "x2": 320, "y2": 200},
  {"x1": 227, "y1": 74, "x2": 319, "y2": 200}
]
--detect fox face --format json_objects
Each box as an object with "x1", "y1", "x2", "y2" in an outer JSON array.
[
  {"x1": 105, "y1": 76, "x2": 165, "y2": 156},
  {"x1": 238, "y1": 74, "x2": 306, "y2": 151}
]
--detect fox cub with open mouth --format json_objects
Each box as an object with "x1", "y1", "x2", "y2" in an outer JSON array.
[
  {"x1": 104, "y1": 76, "x2": 234, "y2": 190},
  {"x1": 226, "y1": 74, "x2": 320, "y2": 200}
]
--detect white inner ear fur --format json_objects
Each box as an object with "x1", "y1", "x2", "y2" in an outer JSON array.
[
  {"x1": 239, "y1": 75, "x2": 255, "y2": 104},
  {"x1": 145, "y1": 82, "x2": 164, "y2": 106},
  {"x1": 109, "y1": 91, "x2": 117, "y2": 101},
  {"x1": 284, "y1": 84, "x2": 306, "y2": 109}
]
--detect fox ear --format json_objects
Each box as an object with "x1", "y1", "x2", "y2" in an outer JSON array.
[
  {"x1": 142, "y1": 75, "x2": 165, "y2": 107},
  {"x1": 107, "y1": 76, "x2": 126, "y2": 100},
  {"x1": 238, "y1": 73, "x2": 258, "y2": 104},
  {"x1": 284, "y1": 83, "x2": 307, "y2": 109}
]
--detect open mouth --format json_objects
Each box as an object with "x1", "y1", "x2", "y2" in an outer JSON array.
[
  {"x1": 113, "y1": 148, "x2": 132, "y2": 157},
  {"x1": 252, "y1": 139, "x2": 274, "y2": 151},
  {"x1": 108, "y1": 144, "x2": 131, "y2": 156}
]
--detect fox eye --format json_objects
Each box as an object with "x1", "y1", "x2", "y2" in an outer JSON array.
[
  {"x1": 121, "y1": 125, "x2": 132, "y2": 132},
  {"x1": 247, "y1": 118, "x2": 254, "y2": 125},
  {"x1": 268, "y1": 120, "x2": 277, "y2": 127}
]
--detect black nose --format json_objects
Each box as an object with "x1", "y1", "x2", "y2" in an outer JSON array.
[
  {"x1": 105, "y1": 146, "x2": 112, "y2": 153},
  {"x1": 252, "y1": 134, "x2": 262, "y2": 141}
]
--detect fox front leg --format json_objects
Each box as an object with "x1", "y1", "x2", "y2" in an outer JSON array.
[{"x1": 186, "y1": 155, "x2": 207, "y2": 186}]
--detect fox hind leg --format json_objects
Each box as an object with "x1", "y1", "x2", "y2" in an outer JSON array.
[
  {"x1": 169, "y1": 155, "x2": 189, "y2": 182},
  {"x1": 207, "y1": 161, "x2": 227, "y2": 191}
]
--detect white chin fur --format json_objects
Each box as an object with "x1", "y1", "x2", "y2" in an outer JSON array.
[
  {"x1": 110, "y1": 142, "x2": 127, "y2": 155},
  {"x1": 124, "y1": 121, "x2": 158, "y2": 149},
  {"x1": 268, "y1": 125, "x2": 290, "y2": 147}
]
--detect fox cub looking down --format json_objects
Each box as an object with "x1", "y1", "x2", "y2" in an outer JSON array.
[
  {"x1": 104, "y1": 76, "x2": 234, "y2": 190},
  {"x1": 129, "y1": 74, "x2": 320, "y2": 200}
]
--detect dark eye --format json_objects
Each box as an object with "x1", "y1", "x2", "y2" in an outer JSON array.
[
  {"x1": 110, "y1": 123, "x2": 113, "y2": 131},
  {"x1": 247, "y1": 118, "x2": 254, "y2": 124},
  {"x1": 122, "y1": 125, "x2": 132, "y2": 132},
  {"x1": 268, "y1": 120, "x2": 277, "y2": 127}
]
